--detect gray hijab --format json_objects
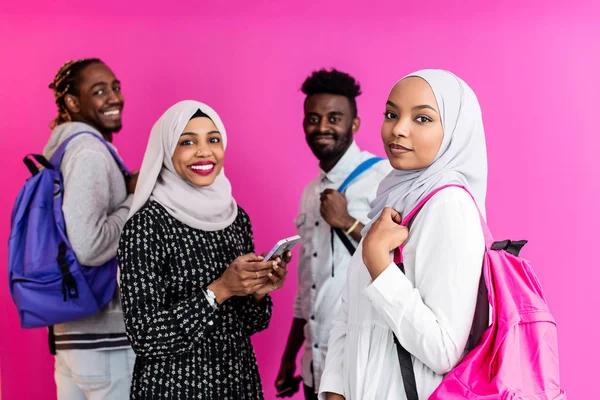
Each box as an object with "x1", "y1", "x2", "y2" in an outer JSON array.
[
  {"x1": 363, "y1": 69, "x2": 487, "y2": 234},
  {"x1": 128, "y1": 100, "x2": 238, "y2": 231}
]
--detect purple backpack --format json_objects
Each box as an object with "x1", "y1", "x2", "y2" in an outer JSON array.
[
  {"x1": 394, "y1": 185, "x2": 566, "y2": 400},
  {"x1": 8, "y1": 131, "x2": 130, "y2": 329}
]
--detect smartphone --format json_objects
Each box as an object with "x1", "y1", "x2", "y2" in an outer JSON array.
[{"x1": 264, "y1": 235, "x2": 301, "y2": 261}]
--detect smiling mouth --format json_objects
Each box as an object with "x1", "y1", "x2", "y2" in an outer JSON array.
[
  {"x1": 102, "y1": 109, "x2": 122, "y2": 118},
  {"x1": 312, "y1": 135, "x2": 335, "y2": 144},
  {"x1": 189, "y1": 163, "x2": 216, "y2": 176}
]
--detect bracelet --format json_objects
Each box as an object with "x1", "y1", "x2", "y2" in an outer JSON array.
[{"x1": 345, "y1": 219, "x2": 360, "y2": 235}]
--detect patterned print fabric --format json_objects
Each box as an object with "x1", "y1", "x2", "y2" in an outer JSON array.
[{"x1": 119, "y1": 201, "x2": 272, "y2": 399}]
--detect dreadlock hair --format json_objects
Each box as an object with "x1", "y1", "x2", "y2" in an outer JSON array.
[
  {"x1": 301, "y1": 69, "x2": 362, "y2": 118},
  {"x1": 48, "y1": 58, "x2": 103, "y2": 129}
]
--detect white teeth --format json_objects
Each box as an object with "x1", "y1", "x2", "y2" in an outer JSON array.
[
  {"x1": 191, "y1": 165, "x2": 214, "y2": 171},
  {"x1": 103, "y1": 110, "x2": 120, "y2": 116}
]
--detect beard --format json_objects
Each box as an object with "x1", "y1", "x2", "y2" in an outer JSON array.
[{"x1": 306, "y1": 127, "x2": 353, "y2": 162}]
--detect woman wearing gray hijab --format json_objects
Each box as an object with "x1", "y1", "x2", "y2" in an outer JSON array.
[
  {"x1": 319, "y1": 70, "x2": 488, "y2": 399},
  {"x1": 118, "y1": 100, "x2": 290, "y2": 399}
]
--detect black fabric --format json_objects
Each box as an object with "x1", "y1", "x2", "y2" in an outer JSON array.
[
  {"x1": 57, "y1": 242, "x2": 78, "y2": 301},
  {"x1": 190, "y1": 108, "x2": 212, "y2": 121},
  {"x1": 120, "y1": 202, "x2": 271, "y2": 399},
  {"x1": 303, "y1": 384, "x2": 319, "y2": 400},
  {"x1": 23, "y1": 154, "x2": 53, "y2": 176},
  {"x1": 491, "y1": 239, "x2": 528, "y2": 257},
  {"x1": 333, "y1": 227, "x2": 356, "y2": 255},
  {"x1": 48, "y1": 325, "x2": 56, "y2": 355},
  {"x1": 394, "y1": 262, "x2": 419, "y2": 400},
  {"x1": 330, "y1": 228, "x2": 356, "y2": 277}
]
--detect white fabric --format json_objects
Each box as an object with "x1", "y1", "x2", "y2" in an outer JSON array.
[
  {"x1": 294, "y1": 142, "x2": 392, "y2": 390},
  {"x1": 363, "y1": 69, "x2": 487, "y2": 236},
  {"x1": 318, "y1": 187, "x2": 485, "y2": 399},
  {"x1": 128, "y1": 100, "x2": 238, "y2": 231}
]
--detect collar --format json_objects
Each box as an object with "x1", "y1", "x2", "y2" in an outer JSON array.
[{"x1": 319, "y1": 141, "x2": 362, "y2": 184}]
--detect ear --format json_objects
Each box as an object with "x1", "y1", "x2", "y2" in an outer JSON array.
[
  {"x1": 351, "y1": 117, "x2": 361, "y2": 134},
  {"x1": 64, "y1": 94, "x2": 80, "y2": 114}
]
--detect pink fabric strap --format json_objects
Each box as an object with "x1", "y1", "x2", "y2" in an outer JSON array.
[{"x1": 394, "y1": 184, "x2": 492, "y2": 264}]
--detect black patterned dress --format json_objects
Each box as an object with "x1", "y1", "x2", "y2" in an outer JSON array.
[{"x1": 118, "y1": 201, "x2": 272, "y2": 399}]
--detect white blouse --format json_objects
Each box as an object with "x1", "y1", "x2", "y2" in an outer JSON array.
[{"x1": 318, "y1": 187, "x2": 485, "y2": 400}]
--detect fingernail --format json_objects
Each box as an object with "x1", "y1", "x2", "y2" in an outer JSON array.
[
  {"x1": 273, "y1": 263, "x2": 279, "y2": 270},
  {"x1": 268, "y1": 272, "x2": 273, "y2": 277}
]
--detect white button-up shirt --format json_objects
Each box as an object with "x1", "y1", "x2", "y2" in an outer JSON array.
[
  {"x1": 294, "y1": 142, "x2": 391, "y2": 391},
  {"x1": 318, "y1": 187, "x2": 486, "y2": 399}
]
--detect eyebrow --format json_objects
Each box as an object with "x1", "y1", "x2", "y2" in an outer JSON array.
[
  {"x1": 89, "y1": 80, "x2": 120, "y2": 91},
  {"x1": 386, "y1": 100, "x2": 438, "y2": 114},
  {"x1": 305, "y1": 111, "x2": 344, "y2": 117},
  {"x1": 180, "y1": 131, "x2": 221, "y2": 137}
]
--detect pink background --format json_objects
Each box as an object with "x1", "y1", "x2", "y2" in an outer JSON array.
[{"x1": 1, "y1": 1, "x2": 599, "y2": 399}]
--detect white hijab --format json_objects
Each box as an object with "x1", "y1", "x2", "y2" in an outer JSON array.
[
  {"x1": 364, "y1": 69, "x2": 487, "y2": 234},
  {"x1": 128, "y1": 100, "x2": 238, "y2": 231}
]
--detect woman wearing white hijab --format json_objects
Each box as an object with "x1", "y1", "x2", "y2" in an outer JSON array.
[
  {"x1": 118, "y1": 100, "x2": 290, "y2": 399},
  {"x1": 319, "y1": 70, "x2": 488, "y2": 399}
]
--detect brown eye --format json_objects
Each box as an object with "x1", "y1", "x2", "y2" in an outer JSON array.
[
  {"x1": 415, "y1": 116, "x2": 433, "y2": 123},
  {"x1": 383, "y1": 111, "x2": 397, "y2": 119}
]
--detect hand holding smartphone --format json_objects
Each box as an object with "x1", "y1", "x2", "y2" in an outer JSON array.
[
  {"x1": 264, "y1": 235, "x2": 301, "y2": 261},
  {"x1": 276, "y1": 375, "x2": 302, "y2": 397}
]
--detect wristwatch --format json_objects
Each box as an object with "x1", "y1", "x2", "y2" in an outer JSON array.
[{"x1": 204, "y1": 288, "x2": 218, "y2": 310}]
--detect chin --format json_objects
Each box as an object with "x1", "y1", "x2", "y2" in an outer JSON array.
[
  {"x1": 107, "y1": 123, "x2": 123, "y2": 133},
  {"x1": 189, "y1": 176, "x2": 217, "y2": 188}
]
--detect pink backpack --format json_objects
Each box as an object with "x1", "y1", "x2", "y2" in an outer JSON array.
[{"x1": 393, "y1": 185, "x2": 566, "y2": 400}]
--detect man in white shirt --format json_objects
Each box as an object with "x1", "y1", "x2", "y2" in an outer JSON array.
[{"x1": 275, "y1": 69, "x2": 391, "y2": 399}]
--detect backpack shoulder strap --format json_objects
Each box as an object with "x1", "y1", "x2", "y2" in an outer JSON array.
[
  {"x1": 331, "y1": 157, "x2": 384, "y2": 258},
  {"x1": 48, "y1": 131, "x2": 130, "y2": 177},
  {"x1": 337, "y1": 156, "x2": 384, "y2": 193},
  {"x1": 394, "y1": 184, "x2": 493, "y2": 264}
]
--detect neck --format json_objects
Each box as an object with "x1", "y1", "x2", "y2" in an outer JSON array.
[
  {"x1": 71, "y1": 117, "x2": 113, "y2": 142},
  {"x1": 319, "y1": 143, "x2": 352, "y2": 173},
  {"x1": 102, "y1": 132, "x2": 113, "y2": 143}
]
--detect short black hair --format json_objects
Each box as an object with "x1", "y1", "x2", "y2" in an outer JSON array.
[
  {"x1": 48, "y1": 58, "x2": 103, "y2": 128},
  {"x1": 301, "y1": 69, "x2": 362, "y2": 117}
]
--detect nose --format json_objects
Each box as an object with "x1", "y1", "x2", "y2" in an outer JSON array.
[
  {"x1": 107, "y1": 88, "x2": 122, "y2": 105},
  {"x1": 391, "y1": 117, "x2": 410, "y2": 138},
  {"x1": 318, "y1": 118, "x2": 332, "y2": 134},
  {"x1": 195, "y1": 142, "x2": 212, "y2": 158}
]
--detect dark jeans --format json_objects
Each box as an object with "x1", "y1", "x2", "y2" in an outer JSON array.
[{"x1": 304, "y1": 384, "x2": 319, "y2": 400}]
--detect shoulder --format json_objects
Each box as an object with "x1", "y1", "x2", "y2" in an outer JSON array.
[
  {"x1": 62, "y1": 134, "x2": 124, "y2": 172},
  {"x1": 123, "y1": 201, "x2": 169, "y2": 236},
  {"x1": 410, "y1": 186, "x2": 482, "y2": 240},
  {"x1": 236, "y1": 206, "x2": 251, "y2": 226},
  {"x1": 419, "y1": 186, "x2": 479, "y2": 214},
  {"x1": 356, "y1": 152, "x2": 393, "y2": 183},
  {"x1": 65, "y1": 134, "x2": 115, "y2": 158}
]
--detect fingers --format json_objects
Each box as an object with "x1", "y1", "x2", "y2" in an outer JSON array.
[
  {"x1": 272, "y1": 263, "x2": 287, "y2": 279},
  {"x1": 381, "y1": 207, "x2": 403, "y2": 225},
  {"x1": 248, "y1": 260, "x2": 279, "y2": 272},
  {"x1": 282, "y1": 250, "x2": 293, "y2": 263},
  {"x1": 239, "y1": 253, "x2": 265, "y2": 263}
]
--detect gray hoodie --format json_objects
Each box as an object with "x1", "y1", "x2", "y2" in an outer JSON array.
[{"x1": 44, "y1": 122, "x2": 132, "y2": 350}]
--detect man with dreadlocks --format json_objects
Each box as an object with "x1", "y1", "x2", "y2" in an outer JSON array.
[
  {"x1": 275, "y1": 69, "x2": 391, "y2": 399},
  {"x1": 44, "y1": 58, "x2": 138, "y2": 399}
]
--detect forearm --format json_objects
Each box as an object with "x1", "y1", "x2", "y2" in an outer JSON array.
[
  {"x1": 343, "y1": 217, "x2": 364, "y2": 242},
  {"x1": 282, "y1": 317, "x2": 306, "y2": 361}
]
